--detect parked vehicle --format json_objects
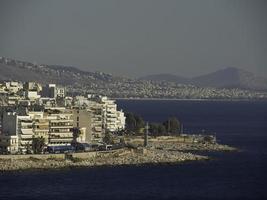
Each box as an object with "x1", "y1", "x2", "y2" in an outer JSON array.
[
  {"x1": 98, "y1": 144, "x2": 113, "y2": 151},
  {"x1": 74, "y1": 143, "x2": 92, "y2": 152},
  {"x1": 46, "y1": 145, "x2": 75, "y2": 154}
]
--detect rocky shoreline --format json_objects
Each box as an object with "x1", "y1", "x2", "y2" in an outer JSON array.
[
  {"x1": 153, "y1": 141, "x2": 237, "y2": 152},
  {"x1": 0, "y1": 148, "x2": 208, "y2": 172},
  {"x1": 0, "y1": 137, "x2": 237, "y2": 172}
]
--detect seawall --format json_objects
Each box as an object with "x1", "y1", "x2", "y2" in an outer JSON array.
[{"x1": 0, "y1": 151, "x2": 97, "y2": 160}]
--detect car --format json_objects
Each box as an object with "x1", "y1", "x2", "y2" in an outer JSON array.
[{"x1": 98, "y1": 144, "x2": 113, "y2": 151}]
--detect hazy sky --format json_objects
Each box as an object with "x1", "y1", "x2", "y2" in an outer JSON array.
[{"x1": 0, "y1": 0, "x2": 266, "y2": 78}]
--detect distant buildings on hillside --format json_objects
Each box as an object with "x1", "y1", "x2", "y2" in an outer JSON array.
[{"x1": 0, "y1": 81, "x2": 125, "y2": 154}]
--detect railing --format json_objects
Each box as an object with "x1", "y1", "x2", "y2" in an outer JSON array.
[
  {"x1": 50, "y1": 125, "x2": 73, "y2": 129},
  {"x1": 49, "y1": 133, "x2": 73, "y2": 137}
]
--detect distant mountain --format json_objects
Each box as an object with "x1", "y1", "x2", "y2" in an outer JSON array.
[
  {"x1": 1, "y1": 56, "x2": 267, "y2": 99},
  {"x1": 1, "y1": 56, "x2": 267, "y2": 98},
  {"x1": 140, "y1": 67, "x2": 267, "y2": 91},
  {"x1": 191, "y1": 67, "x2": 266, "y2": 90}
]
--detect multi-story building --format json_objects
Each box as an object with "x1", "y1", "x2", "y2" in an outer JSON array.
[
  {"x1": 7, "y1": 95, "x2": 21, "y2": 105},
  {"x1": 56, "y1": 86, "x2": 66, "y2": 98},
  {"x1": 116, "y1": 110, "x2": 126, "y2": 130},
  {"x1": 0, "y1": 107, "x2": 75, "y2": 153},
  {"x1": 0, "y1": 135, "x2": 19, "y2": 154},
  {"x1": 4, "y1": 81, "x2": 23, "y2": 93},
  {"x1": 28, "y1": 111, "x2": 49, "y2": 144},
  {"x1": 33, "y1": 118, "x2": 49, "y2": 144},
  {"x1": 25, "y1": 90, "x2": 41, "y2": 100},
  {"x1": 0, "y1": 81, "x2": 126, "y2": 153},
  {"x1": 41, "y1": 84, "x2": 57, "y2": 98},
  {"x1": 72, "y1": 107, "x2": 92, "y2": 143},
  {"x1": 87, "y1": 101, "x2": 104, "y2": 141},
  {"x1": 45, "y1": 107, "x2": 73, "y2": 146},
  {"x1": 100, "y1": 97, "x2": 118, "y2": 132},
  {"x1": 38, "y1": 97, "x2": 56, "y2": 107},
  {"x1": 42, "y1": 84, "x2": 66, "y2": 99},
  {"x1": 73, "y1": 96, "x2": 104, "y2": 141},
  {"x1": 1, "y1": 111, "x2": 34, "y2": 153},
  {"x1": 91, "y1": 96, "x2": 126, "y2": 133},
  {"x1": 23, "y1": 82, "x2": 42, "y2": 92}
]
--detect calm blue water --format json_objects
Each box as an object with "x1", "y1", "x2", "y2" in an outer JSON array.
[{"x1": 1, "y1": 100, "x2": 267, "y2": 200}]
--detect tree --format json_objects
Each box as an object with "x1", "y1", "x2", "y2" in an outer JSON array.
[
  {"x1": 163, "y1": 117, "x2": 181, "y2": 135},
  {"x1": 32, "y1": 137, "x2": 45, "y2": 154},
  {"x1": 148, "y1": 123, "x2": 167, "y2": 136},
  {"x1": 125, "y1": 112, "x2": 136, "y2": 131},
  {"x1": 103, "y1": 131, "x2": 114, "y2": 144},
  {"x1": 149, "y1": 123, "x2": 159, "y2": 135},
  {"x1": 134, "y1": 114, "x2": 145, "y2": 133},
  {"x1": 125, "y1": 112, "x2": 145, "y2": 134},
  {"x1": 157, "y1": 124, "x2": 167, "y2": 135}
]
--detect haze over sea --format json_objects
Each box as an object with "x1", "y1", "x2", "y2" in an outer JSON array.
[{"x1": 0, "y1": 100, "x2": 267, "y2": 200}]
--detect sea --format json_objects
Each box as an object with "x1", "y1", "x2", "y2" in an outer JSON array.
[{"x1": 0, "y1": 100, "x2": 267, "y2": 200}]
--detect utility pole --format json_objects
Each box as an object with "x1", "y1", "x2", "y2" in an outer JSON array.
[
  {"x1": 168, "y1": 118, "x2": 170, "y2": 134},
  {"x1": 144, "y1": 122, "x2": 149, "y2": 147}
]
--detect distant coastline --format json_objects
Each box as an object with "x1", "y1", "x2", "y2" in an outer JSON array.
[{"x1": 114, "y1": 97, "x2": 267, "y2": 101}]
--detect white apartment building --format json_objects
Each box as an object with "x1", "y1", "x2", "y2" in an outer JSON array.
[
  {"x1": 79, "y1": 95, "x2": 126, "y2": 134},
  {"x1": 0, "y1": 107, "x2": 75, "y2": 153},
  {"x1": 25, "y1": 91, "x2": 41, "y2": 100},
  {"x1": 116, "y1": 110, "x2": 126, "y2": 130},
  {"x1": 97, "y1": 96, "x2": 126, "y2": 133},
  {"x1": 4, "y1": 82, "x2": 23, "y2": 93},
  {"x1": 101, "y1": 97, "x2": 118, "y2": 132}
]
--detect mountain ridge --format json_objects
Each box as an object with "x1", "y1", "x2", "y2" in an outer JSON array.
[
  {"x1": 140, "y1": 67, "x2": 267, "y2": 91},
  {"x1": 1, "y1": 56, "x2": 267, "y2": 91}
]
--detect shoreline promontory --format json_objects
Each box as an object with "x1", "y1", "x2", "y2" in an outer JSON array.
[{"x1": 0, "y1": 136, "x2": 237, "y2": 172}]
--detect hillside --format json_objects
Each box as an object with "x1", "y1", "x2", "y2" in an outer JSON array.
[
  {"x1": 191, "y1": 67, "x2": 267, "y2": 90},
  {"x1": 1, "y1": 56, "x2": 267, "y2": 99},
  {"x1": 139, "y1": 74, "x2": 189, "y2": 84},
  {"x1": 0, "y1": 57, "x2": 117, "y2": 86},
  {"x1": 140, "y1": 67, "x2": 267, "y2": 91}
]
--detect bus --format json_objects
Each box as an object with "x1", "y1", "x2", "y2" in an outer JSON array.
[{"x1": 46, "y1": 145, "x2": 75, "y2": 154}]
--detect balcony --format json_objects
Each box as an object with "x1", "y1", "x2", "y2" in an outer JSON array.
[
  {"x1": 50, "y1": 125, "x2": 73, "y2": 129},
  {"x1": 50, "y1": 119, "x2": 73, "y2": 123},
  {"x1": 49, "y1": 138, "x2": 73, "y2": 143},
  {"x1": 20, "y1": 140, "x2": 32, "y2": 145},
  {"x1": 20, "y1": 129, "x2": 34, "y2": 135},
  {"x1": 49, "y1": 132, "x2": 73, "y2": 138}
]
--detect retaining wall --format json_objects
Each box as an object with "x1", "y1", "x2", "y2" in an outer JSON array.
[{"x1": 0, "y1": 152, "x2": 97, "y2": 160}]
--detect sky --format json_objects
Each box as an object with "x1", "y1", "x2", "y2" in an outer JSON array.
[{"x1": 0, "y1": 0, "x2": 266, "y2": 78}]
